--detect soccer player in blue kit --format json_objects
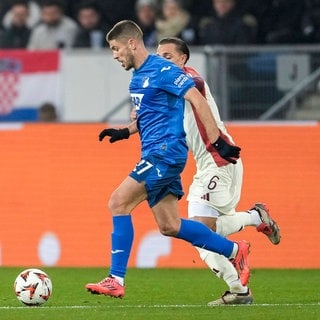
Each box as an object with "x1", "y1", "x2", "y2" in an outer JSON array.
[{"x1": 85, "y1": 20, "x2": 248, "y2": 298}]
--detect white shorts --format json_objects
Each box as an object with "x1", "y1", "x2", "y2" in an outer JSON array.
[{"x1": 187, "y1": 159, "x2": 243, "y2": 218}]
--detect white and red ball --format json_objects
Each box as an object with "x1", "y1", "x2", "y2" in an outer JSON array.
[{"x1": 14, "y1": 268, "x2": 52, "y2": 306}]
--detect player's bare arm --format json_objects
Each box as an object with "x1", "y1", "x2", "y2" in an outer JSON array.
[
  {"x1": 184, "y1": 87, "x2": 241, "y2": 163},
  {"x1": 184, "y1": 86, "x2": 220, "y2": 142}
]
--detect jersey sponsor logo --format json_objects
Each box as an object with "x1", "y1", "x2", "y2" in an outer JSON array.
[
  {"x1": 131, "y1": 93, "x2": 144, "y2": 110},
  {"x1": 142, "y1": 77, "x2": 149, "y2": 88},
  {"x1": 161, "y1": 66, "x2": 171, "y2": 72},
  {"x1": 174, "y1": 74, "x2": 189, "y2": 88}
]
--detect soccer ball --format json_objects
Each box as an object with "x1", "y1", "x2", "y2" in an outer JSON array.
[{"x1": 14, "y1": 268, "x2": 52, "y2": 306}]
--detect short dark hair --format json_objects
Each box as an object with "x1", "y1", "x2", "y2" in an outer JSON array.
[
  {"x1": 76, "y1": 0, "x2": 100, "y2": 15},
  {"x1": 106, "y1": 20, "x2": 143, "y2": 43},
  {"x1": 41, "y1": 0, "x2": 64, "y2": 10},
  {"x1": 158, "y1": 37, "x2": 190, "y2": 63},
  {"x1": 10, "y1": 0, "x2": 28, "y2": 9}
]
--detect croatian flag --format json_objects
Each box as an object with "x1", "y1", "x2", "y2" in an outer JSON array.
[{"x1": 0, "y1": 50, "x2": 61, "y2": 121}]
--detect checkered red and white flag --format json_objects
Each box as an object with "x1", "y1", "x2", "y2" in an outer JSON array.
[
  {"x1": 0, "y1": 50, "x2": 61, "y2": 121},
  {"x1": 0, "y1": 59, "x2": 21, "y2": 115}
]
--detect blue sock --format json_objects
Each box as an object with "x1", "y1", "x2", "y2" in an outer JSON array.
[
  {"x1": 176, "y1": 218, "x2": 234, "y2": 257},
  {"x1": 110, "y1": 215, "x2": 134, "y2": 278}
]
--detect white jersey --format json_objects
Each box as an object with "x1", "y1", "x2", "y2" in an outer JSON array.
[{"x1": 183, "y1": 66, "x2": 243, "y2": 216}]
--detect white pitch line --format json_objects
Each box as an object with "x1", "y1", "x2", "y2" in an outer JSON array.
[{"x1": 0, "y1": 303, "x2": 319, "y2": 309}]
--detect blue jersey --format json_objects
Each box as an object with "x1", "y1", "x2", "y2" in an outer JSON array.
[{"x1": 130, "y1": 54, "x2": 195, "y2": 163}]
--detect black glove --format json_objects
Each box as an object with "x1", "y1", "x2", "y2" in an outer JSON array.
[
  {"x1": 99, "y1": 128, "x2": 130, "y2": 143},
  {"x1": 212, "y1": 136, "x2": 241, "y2": 164}
]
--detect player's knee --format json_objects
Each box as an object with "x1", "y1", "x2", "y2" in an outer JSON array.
[
  {"x1": 159, "y1": 227, "x2": 177, "y2": 237},
  {"x1": 192, "y1": 216, "x2": 217, "y2": 232},
  {"x1": 158, "y1": 222, "x2": 179, "y2": 237},
  {"x1": 108, "y1": 191, "x2": 124, "y2": 214}
]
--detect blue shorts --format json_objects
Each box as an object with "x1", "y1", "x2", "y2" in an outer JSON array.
[{"x1": 129, "y1": 155, "x2": 186, "y2": 208}]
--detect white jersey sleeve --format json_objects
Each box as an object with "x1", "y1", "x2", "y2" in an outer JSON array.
[{"x1": 183, "y1": 66, "x2": 235, "y2": 170}]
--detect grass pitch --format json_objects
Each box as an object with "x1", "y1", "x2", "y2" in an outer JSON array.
[{"x1": 1, "y1": 268, "x2": 319, "y2": 320}]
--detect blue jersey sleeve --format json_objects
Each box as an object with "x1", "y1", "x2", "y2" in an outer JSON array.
[{"x1": 157, "y1": 62, "x2": 195, "y2": 98}]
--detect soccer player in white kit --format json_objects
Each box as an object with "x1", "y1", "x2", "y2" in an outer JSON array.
[{"x1": 156, "y1": 37, "x2": 281, "y2": 305}]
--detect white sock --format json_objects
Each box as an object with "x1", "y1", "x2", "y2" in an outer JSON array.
[
  {"x1": 247, "y1": 209, "x2": 262, "y2": 225},
  {"x1": 197, "y1": 247, "x2": 248, "y2": 293},
  {"x1": 111, "y1": 274, "x2": 124, "y2": 286},
  {"x1": 216, "y1": 210, "x2": 262, "y2": 237},
  {"x1": 229, "y1": 279, "x2": 248, "y2": 294},
  {"x1": 229, "y1": 243, "x2": 238, "y2": 259}
]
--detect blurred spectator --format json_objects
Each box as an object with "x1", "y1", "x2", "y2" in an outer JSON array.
[
  {"x1": 54, "y1": 0, "x2": 78, "y2": 18},
  {"x1": 156, "y1": 0, "x2": 197, "y2": 44},
  {"x1": 2, "y1": 0, "x2": 40, "y2": 29},
  {"x1": 258, "y1": 0, "x2": 304, "y2": 44},
  {"x1": 237, "y1": 0, "x2": 268, "y2": 19},
  {"x1": 198, "y1": 0, "x2": 258, "y2": 45},
  {"x1": 182, "y1": 0, "x2": 212, "y2": 23},
  {"x1": 38, "y1": 102, "x2": 58, "y2": 121},
  {"x1": 301, "y1": 0, "x2": 320, "y2": 43},
  {"x1": 73, "y1": 1, "x2": 110, "y2": 49},
  {"x1": 0, "y1": 1, "x2": 31, "y2": 48},
  {"x1": 98, "y1": 0, "x2": 137, "y2": 26},
  {"x1": 27, "y1": 0, "x2": 78, "y2": 49},
  {"x1": 135, "y1": 0, "x2": 158, "y2": 48},
  {"x1": 235, "y1": 0, "x2": 269, "y2": 43},
  {"x1": 1, "y1": 0, "x2": 18, "y2": 24}
]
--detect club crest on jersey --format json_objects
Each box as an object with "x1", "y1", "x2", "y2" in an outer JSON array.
[
  {"x1": 142, "y1": 77, "x2": 149, "y2": 88},
  {"x1": 131, "y1": 93, "x2": 144, "y2": 110}
]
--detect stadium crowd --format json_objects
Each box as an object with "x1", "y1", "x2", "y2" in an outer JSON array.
[{"x1": 0, "y1": 0, "x2": 320, "y2": 49}]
